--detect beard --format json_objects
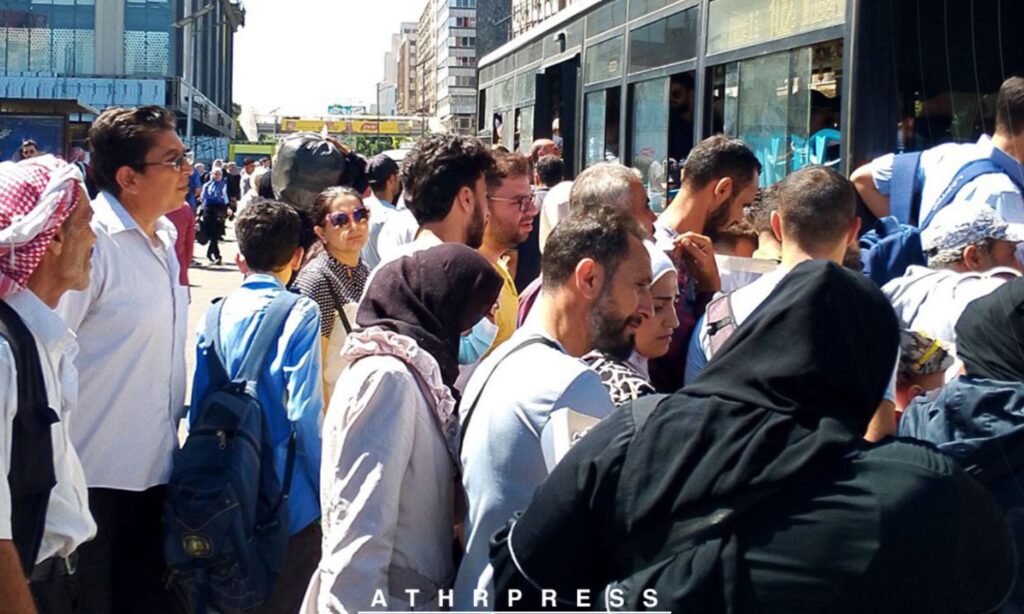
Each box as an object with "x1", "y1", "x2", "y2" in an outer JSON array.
[
  {"x1": 466, "y1": 202, "x2": 486, "y2": 249},
  {"x1": 590, "y1": 287, "x2": 642, "y2": 361},
  {"x1": 703, "y1": 193, "x2": 736, "y2": 241}
]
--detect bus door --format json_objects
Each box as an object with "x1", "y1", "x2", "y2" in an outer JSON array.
[{"x1": 535, "y1": 55, "x2": 580, "y2": 177}]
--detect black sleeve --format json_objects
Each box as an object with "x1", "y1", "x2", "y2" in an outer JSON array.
[
  {"x1": 952, "y1": 467, "x2": 1017, "y2": 613},
  {"x1": 491, "y1": 406, "x2": 634, "y2": 610}
]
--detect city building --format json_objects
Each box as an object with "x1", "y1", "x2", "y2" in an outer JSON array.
[
  {"x1": 435, "y1": 0, "x2": 479, "y2": 133},
  {"x1": 0, "y1": 0, "x2": 244, "y2": 161},
  {"x1": 511, "y1": 0, "x2": 580, "y2": 37},
  {"x1": 397, "y1": 28, "x2": 418, "y2": 114},
  {"x1": 415, "y1": 0, "x2": 437, "y2": 117}
]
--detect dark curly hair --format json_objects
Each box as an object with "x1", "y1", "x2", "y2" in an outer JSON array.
[
  {"x1": 236, "y1": 199, "x2": 301, "y2": 272},
  {"x1": 400, "y1": 134, "x2": 495, "y2": 225}
]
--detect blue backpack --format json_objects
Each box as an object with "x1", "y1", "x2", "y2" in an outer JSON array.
[
  {"x1": 859, "y1": 151, "x2": 1019, "y2": 287},
  {"x1": 164, "y1": 292, "x2": 300, "y2": 614}
]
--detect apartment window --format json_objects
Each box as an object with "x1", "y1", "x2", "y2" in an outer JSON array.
[{"x1": 457, "y1": 36, "x2": 475, "y2": 48}]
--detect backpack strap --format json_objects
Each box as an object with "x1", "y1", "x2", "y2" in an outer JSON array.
[
  {"x1": 628, "y1": 393, "x2": 667, "y2": 433},
  {"x1": 705, "y1": 293, "x2": 737, "y2": 358},
  {"x1": 459, "y1": 335, "x2": 561, "y2": 453},
  {"x1": 0, "y1": 300, "x2": 57, "y2": 574},
  {"x1": 890, "y1": 151, "x2": 923, "y2": 225},
  {"x1": 921, "y1": 158, "x2": 1005, "y2": 229}
]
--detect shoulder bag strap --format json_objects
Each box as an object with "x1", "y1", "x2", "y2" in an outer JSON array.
[
  {"x1": 204, "y1": 298, "x2": 230, "y2": 387},
  {"x1": 890, "y1": 151, "x2": 924, "y2": 225},
  {"x1": 921, "y1": 158, "x2": 1004, "y2": 229},
  {"x1": 323, "y1": 280, "x2": 354, "y2": 335},
  {"x1": 459, "y1": 335, "x2": 561, "y2": 452}
]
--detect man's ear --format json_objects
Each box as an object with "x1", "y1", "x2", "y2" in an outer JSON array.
[
  {"x1": 962, "y1": 244, "x2": 984, "y2": 271},
  {"x1": 845, "y1": 217, "x2": 862, "y2": 247},
  {"x1": 713, "y1": 176, "x2": 734, "y2": 206},
  {"x1": 114, "y1": 166, "x2": 140, "y2": 196},
  {"x1": 573, "y1": 258, "x2": 604, "y2": 301},
  {"x1": 235, "y1": 253, "x2": 251, "y2": 275},
  {"x1": 291, "y1": 247, "x2": 305, "y2": 271},
  {"x1": 457, "y1": 185, "x2": 474, "y2": 215},
  {"x1": 770, "y1": 210, "x2": 783, "y2": 242}
]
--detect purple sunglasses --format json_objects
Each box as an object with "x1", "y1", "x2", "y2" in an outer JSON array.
[{"x1": 327, "y1": 207, "x2": 370, "y2": 228}]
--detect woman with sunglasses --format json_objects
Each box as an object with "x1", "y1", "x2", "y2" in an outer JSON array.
[{"x1": 295, "y1": 186, "x2": 371, "y2": 401}]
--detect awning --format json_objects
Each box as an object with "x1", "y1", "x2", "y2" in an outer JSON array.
[{"x1": 0, "y1": 98, "x2": 100, "y2": 116}]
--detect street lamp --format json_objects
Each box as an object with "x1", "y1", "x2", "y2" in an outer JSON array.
[{"x1": 174, "y1": 3, "x2": 216, "y2": 145}]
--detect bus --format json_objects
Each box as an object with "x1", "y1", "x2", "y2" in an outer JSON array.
[
  {"x1": 477, "y1": 0, "x2": 1024, "y2": 211},
  {"x1": 228, "y1": 142, "x2": 276, "y2": 166}
]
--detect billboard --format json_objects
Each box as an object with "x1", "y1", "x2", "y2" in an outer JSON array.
[{"x1": 279, "y1": 118, "x2": 424, "y2": 136}]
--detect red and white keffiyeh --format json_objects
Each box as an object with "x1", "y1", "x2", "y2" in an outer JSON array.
[{"x1": 0, "y1": 155, "x2": 84, "y2": 298}]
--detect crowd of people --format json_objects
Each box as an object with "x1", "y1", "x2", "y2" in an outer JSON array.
[{"x1": 3, "y1": 76, "x2": 1024, "y2": 614}]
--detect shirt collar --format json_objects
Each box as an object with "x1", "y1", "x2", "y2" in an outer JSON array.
[
  {"x1": 4, "y1": 289, "x2": 75, "y2": 354},
  {"x1": 93, "y1": 191, "x2": 142, "y2": 235},
  {"x1": 241, "y1": 272, "x2": 286, "y2": 290},
  {"x1": 977, "y1": 134, "x2": 1024, "y2": 178}
]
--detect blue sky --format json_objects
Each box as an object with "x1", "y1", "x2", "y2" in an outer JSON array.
[{"x1": 232, "y1": 0, "x2": 423, "y2": 115}]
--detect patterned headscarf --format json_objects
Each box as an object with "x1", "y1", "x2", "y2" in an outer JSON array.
[{"x1": 0, "y1": 155, "x2": 84, "y2": 298}]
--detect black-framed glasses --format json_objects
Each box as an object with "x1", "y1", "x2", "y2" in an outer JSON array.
[
  {"x1": 327, "y1": 207, "x2": 370, "y2": 228},
  {"x1": 488, "y1": 194, "x2": 534, "y2": 212},
  {"x1": 141, "y1": 151, "x2": 193, "y2": 172}
]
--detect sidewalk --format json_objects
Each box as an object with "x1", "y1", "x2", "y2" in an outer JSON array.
[{"x1": 184, "y1": 221, "x2": 243, "y2": 401}]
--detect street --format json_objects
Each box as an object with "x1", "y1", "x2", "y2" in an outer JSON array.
[{"x1": 184, "y1": 220, "x2": 243, "y2": 401}]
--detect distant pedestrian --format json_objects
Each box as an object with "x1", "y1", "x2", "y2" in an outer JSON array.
[{"x1": 200, "y1": 168, "x2": 229, "y2": 264}]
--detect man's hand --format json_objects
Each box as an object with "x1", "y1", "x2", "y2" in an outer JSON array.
[
  {"x1": 0, "y1": 541, "x2": 36, "y2": 614},
  {"x1": 672, "y1": 233, "x2": 721, "y2": 293}
]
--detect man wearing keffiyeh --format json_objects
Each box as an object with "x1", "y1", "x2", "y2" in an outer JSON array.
[{"x1": 0, "y1": 154, "x2": 98, "y2": 614}]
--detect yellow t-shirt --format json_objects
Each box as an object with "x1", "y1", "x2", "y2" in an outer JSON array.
[{"x1": 485, "y1": 261, "x2": 519, "y2": 358}]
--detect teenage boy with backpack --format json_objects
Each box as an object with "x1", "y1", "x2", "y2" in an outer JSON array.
[{"x1": 172, "y1": 200, "x2": 323, "y2": 614}]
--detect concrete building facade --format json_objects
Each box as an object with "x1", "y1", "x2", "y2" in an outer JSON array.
[
  {"x1": 397, "y1": 28, "x2": 418, "y2": 114},
  {"x1": 511, "y1": 0, "x2": 580, "y2": 37},
  {"x1": 415, "y1": 0, "x2": 437, "y2": 117}
]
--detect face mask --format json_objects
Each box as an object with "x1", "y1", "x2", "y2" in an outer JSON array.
[{"x1": 459, "y1": 317, "x2": 499, "y2": 364}]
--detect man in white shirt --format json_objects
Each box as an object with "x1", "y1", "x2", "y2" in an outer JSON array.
[
  {"x1": 455, "y1": 205, "x2": 653, "y2": 609},
  {"x1": 883, "y1": 202, "x2": 1024, "y2": 348},
  {"x1": 0, "y1": 156, "x2": 97, "y2": 614},
  {"x1": 852, "y1": 76, "x2": 1024, "y2": 227},
  {"x1": 56, "y1": 106, "x2": 192, "y2": 614}
]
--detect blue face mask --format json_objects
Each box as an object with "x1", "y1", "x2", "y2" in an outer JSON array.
[{"x1": 459, "y1": 317, "x2": 499, "y2": 364}]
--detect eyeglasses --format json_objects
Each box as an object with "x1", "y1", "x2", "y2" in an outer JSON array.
[
  {"x1": 327, "y1": 207, "x2": 370, "y2": 228},
  {"x1": 487, "y1": 194, "x2": 535, "y2": 212},
  {"x1": 141, "y1": 151, "x2": 193, "y2": 172}
]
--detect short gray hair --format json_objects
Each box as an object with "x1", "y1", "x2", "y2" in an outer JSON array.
[
  {"x1": 569, "y1": 163, "x2": 641, "y2": 215},
  {"x1": 927, "y1": 238, "x2": 994, "y2": 269}
]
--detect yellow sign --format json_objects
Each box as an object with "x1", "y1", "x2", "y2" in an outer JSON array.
[{"x1": 279, "y1": 118, "x2": 416, "y2": 135}]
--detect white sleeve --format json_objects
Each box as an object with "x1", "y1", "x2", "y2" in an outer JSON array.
[
  {"x1": 0, "y1": 341, "x2": 18, "y2": 540},
  {"x1": 315, "y1": 365, "x2": 419, "y2": 614}
]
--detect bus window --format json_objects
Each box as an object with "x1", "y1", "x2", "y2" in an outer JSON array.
[
  {"x1": 630, "y1": 77, "x2": 670, "y2": 212},
  {"x1": 668, "y1": 72, "x2": 695, "y2": 196},
  {"x1": 585, "y1": 86, "x2": 621, "y2": 167},
  {"x1": 709, "y1": 40, "x2": 843, "y2": 187}
]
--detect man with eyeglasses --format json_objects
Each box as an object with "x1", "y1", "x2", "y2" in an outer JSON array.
[
  {"x1": 56, "y1": 106, "x2": 192, "y2": 614},
  {"x1": 479, "y1": 151, "x2": 538, "y2": 358}
]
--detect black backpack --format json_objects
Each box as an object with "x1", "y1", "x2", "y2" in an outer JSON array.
[{"x1": 0, "y1": 300, "x2": 58, "y2": 574}]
